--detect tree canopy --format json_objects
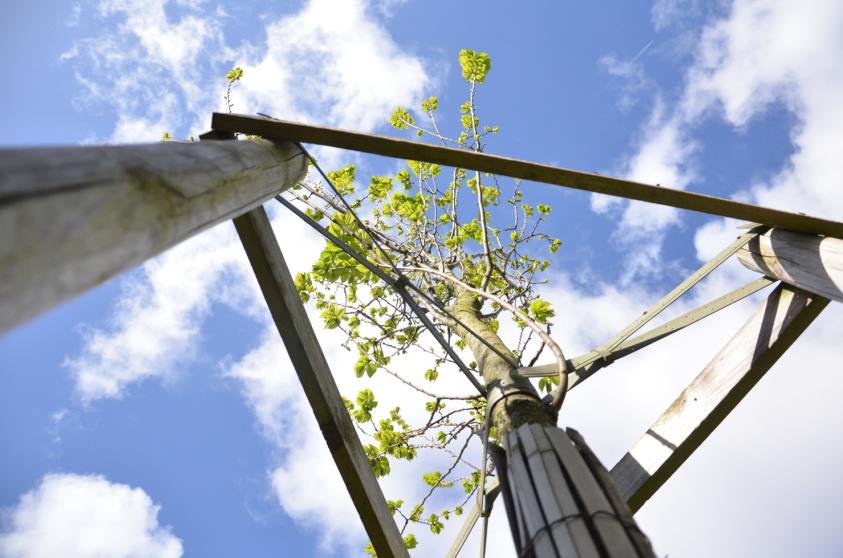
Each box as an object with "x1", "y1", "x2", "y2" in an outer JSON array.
[{"x1": 278, "y1": 49, "x2": 569, "y2": 553}]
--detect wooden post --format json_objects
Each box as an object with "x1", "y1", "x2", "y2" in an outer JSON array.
[
  {"x1": 611, "y1": 284, "x2": 828, "y2": 513},
  {"x1": 738, "y1": 228, "x2": 843, "y2": 303},
  {"x1": 0, "y1": 139, "x2": 306, "y2": 333},
  {"x1": 233, "y1": 207, "x2": 409, "y2": 558}
]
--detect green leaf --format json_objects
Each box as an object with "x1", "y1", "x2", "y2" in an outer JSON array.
[
  {"x1": 428, "y1": 513, "x2": 444, "y2": 534},
  {"x1": 226, "y1": 66, "x2": 244, "y2": 82},
  {"x1": 356, "y1": 388, "x2": 377, "y2": 411},
  {"x1": 402, "y1": 534, "x2": 418, "y2": 550},
  {"x1": 409, "y1": 504, "x2": 424, "y2": 522},
  {"x1": 353, "y1": 354, "x2": 377, "y2": 378},
  {"x1": 529, "y1": 299, "x2": 555, "y2": 324},
  {"x1": 421, "y1": 96, "x2": 438, "y2": 112},
  {"x1": 395, "y1": 169, "x2": 412, "y2": 190},
  {"x1": 352, "y1": 388, "x2": 378, "y2": 422},
  {"x1": 386, "y1": 499, "x2": 404, "y2": 515},
  {"x1": 327, "y1": 165, "x2": 356, "y2": 195},
  {"x1": 458, "y1": 49, "x2": 492, "y2": 83},
  {"x1": 369, "y1": 176, "x2": 393, "y2": 200},
  {"x1": 321, "y1": 304, "x2": 345, "y2": 329},
  {"x1": 424, "y1": 368, "x2": 438, "y2": 382},
  {"x1": 422, "y1": 471, "x2": 442, "y2": 487},
  {"x1": 364, "y1": 444, "x2": 391, "y2": 477},
  {"x1": 389, "y1": 107, "x2": 414, "y2": 129}
]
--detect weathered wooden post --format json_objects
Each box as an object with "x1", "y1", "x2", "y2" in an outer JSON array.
[
  {"x1": 738, "y1": 228, "x2": 843, "y2": 302},
  {"x1": 611, "y1": 284, "x2": 829, "y2": 512},
  {"x1": 0, "y1": 138, "x2": 306, "y2": 332}
]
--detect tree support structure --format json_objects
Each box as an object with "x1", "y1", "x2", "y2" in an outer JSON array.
[{"x1": 4, "y1": 113, "x2": 843, "y2": 558}]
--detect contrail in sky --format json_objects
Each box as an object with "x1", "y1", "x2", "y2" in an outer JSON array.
[{"x1": 630, "y1": 39, "x2": 654, "y2": 63}]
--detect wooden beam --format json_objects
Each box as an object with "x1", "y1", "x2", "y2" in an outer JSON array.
[
  {"x1": 212, "y1": 113, "x2": 843, "y2": 238},
  {"x1": 738, "y1": 228, "x2": 843, "y2": 303},
  {"x1": 610, "y1": 284, "x2": 828, "y2": 513},
  {"x1": 0, "y1": 139, "x2": 306, "y2": 333},
  {"x1": 233, "y1": 207, "x2": 409, "y2": 558}
]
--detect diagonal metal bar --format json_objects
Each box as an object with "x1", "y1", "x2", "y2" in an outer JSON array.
[
  {"x1": 446, "y1": 480, "x2": 501, "y2": 558},
  {"x1": 211, "y1": 113, "x2": 843, "y2": 238},
  {"x1": 600, "y1": 229, "x2": 765, "y2": 354},
  {"x1": 233, "y1": 206, "x2": 409, "y2": 558},
  {"x1": 519, "y1": 276, "x2": 775, "y2": 383},
  {"x1": 276, "y1": 195, "x2": 490, "y2": 394},
  {"x1": 519, "y1": 230, "x2": 768, "y2": 384},
  {"x1": 610, "y1": 284, "x2": 829, "y2": 513}
]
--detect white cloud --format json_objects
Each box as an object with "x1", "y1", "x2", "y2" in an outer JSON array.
[
  {"x1": 682, "y1": 0, "x2": 843, "y2": 219},
  {"x1": 64, "y1": 223, "x2": 254, "y2": 403},
  {"x1": 231, "y1": 0, "x2": 427, "y2": 132},
  {"x1": 651, "y1": 0, "x2": 702, "y2": 31},
  {"x1": 66, "y1": 0, "x2": 428, "y2": 144},
  {"x1": 59, "y1": 0, "x2": 843, "y2": 555},
  {"x1": 0, "y1": 474, "x2": 183, "y2": 558},
  {"x1": 592, "y1": 101, "x2": 698, "y2": 282},
  {"x1": 598, "y1": 41, "x2": 654, "y2": 111},
  {"x1": 538, "y1": 252, "x2": 843, "y2": 557}
]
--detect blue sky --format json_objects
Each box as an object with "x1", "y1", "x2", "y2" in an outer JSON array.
[{"x1": 2, "y1": 1, "x2": 843, "y2": 556}]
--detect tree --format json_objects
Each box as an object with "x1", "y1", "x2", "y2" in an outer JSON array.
[{"x1": 288, "y1": 49, "x2": 571, "y2": 553}]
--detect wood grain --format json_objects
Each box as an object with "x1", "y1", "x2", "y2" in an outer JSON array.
[
  {"x1": 0, "y1": 139, "x2": 306, "y2": 332},
  {"x1": 738, "y1": 228, "x2": 843, "y2": 302},
  {"x1": 611, "y1": 284, "x2": 828, "y2": 513},
  {"x1": 234, "y1": 207, "x2": 408, "y2": 558}
]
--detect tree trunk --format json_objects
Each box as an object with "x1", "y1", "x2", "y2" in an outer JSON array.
[
  {"x1": 451, "y1": 290, "x2": 655, "y2": 557},
  {"x1": 451, "y1": 290, "x2": 551, "y2": 434}
]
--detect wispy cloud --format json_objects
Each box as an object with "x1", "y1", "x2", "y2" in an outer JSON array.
[
  {"x1": 63, "y1": 223, "x2": 252, "y2": 403},
  {"x1": 63, "y1": 0, "x2": 428, "y2": 143},
  {"x1": 584, "y1": 2, "x2": 843, "y2": 553},
  {"x1": 597, "y1": 0, "x2": 843, "y2": 282}
]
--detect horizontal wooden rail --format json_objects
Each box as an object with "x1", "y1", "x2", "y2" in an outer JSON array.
[
  {"x1": 0, "y1": 139, "x2": 306, "y2": 333},
  {"x1": 212, "y1": 113, "x2": 843, "y2": 238}
]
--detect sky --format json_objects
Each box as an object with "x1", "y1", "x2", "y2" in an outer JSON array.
[{"x1": 2, "y1": 0, "x2": 843, "y2": 556}]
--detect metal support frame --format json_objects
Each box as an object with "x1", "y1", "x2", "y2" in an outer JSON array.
[
  {"x1": 520, "y1": 277, "x2": 775, "y2": 381},
  {"x1": 200, "y1": 117, "x2": 838, "y2": 552},
  {"x1": 519, "y1": 230, "x2": 770, "y2": 384},
  {"x1": 233, "y1": 206, "x2": 409, "y2": 558}
]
